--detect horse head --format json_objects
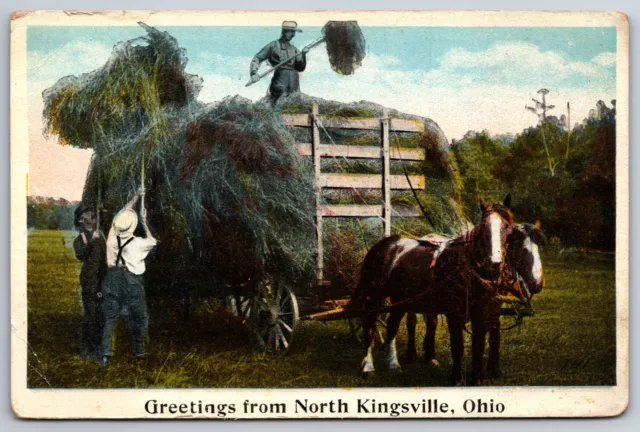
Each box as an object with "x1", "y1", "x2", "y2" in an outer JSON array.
[
  {"x1": 506, "y1": 221, "x2": 546, "y2": 296},
  {"x1": 475, "y1": 194, "x2": 515, "y2": 280}
]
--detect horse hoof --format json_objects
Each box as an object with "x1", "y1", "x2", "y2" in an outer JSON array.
[
  {"x1": 388, "y1": 365, "x2": 403, "y2": 374},
  {"x1": 405, "y1": 352, "x2": 417, "y2": 363},
  {"x1": 361, "y1": 370, "x2": 374, "y2": 379}
]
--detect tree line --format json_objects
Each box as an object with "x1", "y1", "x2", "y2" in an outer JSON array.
[
  {"x1": 450, "y1": 96, "x2": 616, "y2": 251},
  {"x1": 27, "y1": 197, "x2": 78, "y2": 230}
]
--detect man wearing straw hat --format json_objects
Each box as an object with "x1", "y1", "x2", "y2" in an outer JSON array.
[
  {"x1": 98, "y1": 189, "x2": 157, "y2": 366},
  {"x1": 73, "y1": 203, "x2": 106, "y2": 359},
  {"x1": 249, "y1": 21, "x2": 310, "y2": 105}
]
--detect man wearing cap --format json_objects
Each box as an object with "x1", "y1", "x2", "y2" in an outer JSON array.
[
  {"x1": 73, "y1": 203, "x2": 106, "y2": 359},
  {"x1": 99, "y1": 189, "x2": 157, "y2": 366},
  {"x1": 250, "y1": 21, "x2": 310, "y2": 105}
]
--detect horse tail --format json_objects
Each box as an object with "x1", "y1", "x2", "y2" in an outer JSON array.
[{"x1": 349, "y1": 234, "x2": 402, "y2": 312}]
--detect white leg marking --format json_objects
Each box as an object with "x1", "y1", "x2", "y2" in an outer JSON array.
[
  {"x1": 489, "y1": 213, "x2": 502, "y2": 263},
  {"x1": 524, "y1": 236, "x2": 543, "y2": 281},
  {"x1": 361, "y1": 347, "x2": 375, "y2": 373},
  {"x1": 386, "y1": 338, "x2": 401, "y2": 372}
]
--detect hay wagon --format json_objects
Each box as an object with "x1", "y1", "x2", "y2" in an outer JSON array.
[
  {"x1": 219, "y1": 103, "x2": 533, "y2": 353},
  {"x1": 213, "y1": 103, "x2": 437, "y2": 353}
]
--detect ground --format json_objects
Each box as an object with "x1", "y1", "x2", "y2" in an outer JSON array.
[{"x1": 25, "y1": 229, "x2": 616, "y2": 388}]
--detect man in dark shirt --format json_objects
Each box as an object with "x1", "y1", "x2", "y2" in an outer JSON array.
[
  {"x1": 72, "y1": 204, "x2": 106, "y2": 359},
  {"x1": 249, "y1": 21, "x2": 310, "y2": 105}
]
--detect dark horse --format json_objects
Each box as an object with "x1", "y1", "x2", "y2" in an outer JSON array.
[
  {"x1": 351, "y1": 195, "x2": 514, "y2": 385},
  {"x1": 405, "y1": 222, "x2": 546, "y2": 378}
]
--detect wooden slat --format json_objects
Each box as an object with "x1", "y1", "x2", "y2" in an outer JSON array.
[
  {"x1": 311, "y1": 105, "x2": 323, "y2": 282},
  {"x1": 390, "y1": 118, "x2": 424, "y2": 133},
  {"x1": 321, "y1": 205, "x2": 421, "y2": 218},
  {"x1": 381, "y1": 113, "x2": 391, "y2": 236},
  {"x1": 321, "y1": 205, "x2": 381, "y2": 217},
  {"x1": 296, "y1": 143, "x2": 424, "y2": 161},
  {"x1": 321, "y1": 173, "x2": 425, "y2": 190},
  {"x1": 282, "y1": 114, "x2": 424, "y2": 133}
]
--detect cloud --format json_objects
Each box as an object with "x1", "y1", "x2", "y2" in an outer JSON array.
[
  {"x1": 591, "y1": 52, "x2": 616, "y2": 67},
  {"x1": 28, "y1": 40, "x2": 114, "y2": 85},
  {"x1": 433, "y1": 42, "x2": 615, "y2": 87}
]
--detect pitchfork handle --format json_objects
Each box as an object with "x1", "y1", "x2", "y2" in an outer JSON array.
[{"x1": 246, "y1": 37, "x2": 326, "y2": 87}]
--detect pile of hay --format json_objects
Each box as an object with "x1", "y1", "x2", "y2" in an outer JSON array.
[{"x1": 43, "y1": 24, "x2": 316, "y2": 304}]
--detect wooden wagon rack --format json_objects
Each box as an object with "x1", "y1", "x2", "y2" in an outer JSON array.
[{"x1": 282, "y1": 104, "x2": 427, "y2": 284}]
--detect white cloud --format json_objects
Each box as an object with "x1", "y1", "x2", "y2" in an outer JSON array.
[
  {"x1": 28, "y1": 40, "x2": 114, "y2": 86},
  {"x1": 591, "y1": 52, "x2": 616, "y2": 67}
]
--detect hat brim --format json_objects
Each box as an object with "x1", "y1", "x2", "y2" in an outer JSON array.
[
  {"x1": 74, "y1": 204, "x2": 94, "y2": 226},
  {"x1": 282, "y1": 27, "x2": 302, "y2": 32}
]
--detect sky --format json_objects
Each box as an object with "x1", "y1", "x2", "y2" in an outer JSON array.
[{"x1": 26, "y1": 25, "x2": 617, "y2": 200}]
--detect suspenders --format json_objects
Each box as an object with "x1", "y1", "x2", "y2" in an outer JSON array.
[{"x1": 115, "y1": 236, "x2": 134, "y2": 269}]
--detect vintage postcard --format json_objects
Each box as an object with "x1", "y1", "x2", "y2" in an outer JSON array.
[{"x1": 11, "y1": 10, "x2": 629, "y2": 419}]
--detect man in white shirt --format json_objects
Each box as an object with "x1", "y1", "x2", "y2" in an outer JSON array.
[{"x1": 99, "y1": 189, "x2": 157, "y2": 366}]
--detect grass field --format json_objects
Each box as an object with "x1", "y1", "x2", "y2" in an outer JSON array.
[{"x1": 26, "y1": 229, "x2": 616, "y2": 388}]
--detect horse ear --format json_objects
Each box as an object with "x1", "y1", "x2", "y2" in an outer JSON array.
[
  {"x1": 479, "y1": 199, "x2": 487, "y2": 212},
  {"x1": 503, "y1": 194, "x2": 512, "y2": 209}
]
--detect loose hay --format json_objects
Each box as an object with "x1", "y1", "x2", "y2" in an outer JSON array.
[
  {"x1": 43, "y1": 24, "x2": 317, "y2": 305},
  {"x1": 322, "y1": 21, "x2": 367, "y2": 75}
]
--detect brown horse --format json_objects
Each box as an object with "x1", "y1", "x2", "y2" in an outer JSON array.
[
  {"x1": 405, "y1": 222, "x2": 546, "y2": 378},
  {"x1": 351, "y1": 195, "x2": 514, "y2": 385}
]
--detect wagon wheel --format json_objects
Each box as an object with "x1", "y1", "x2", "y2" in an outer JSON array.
[
  {"x1": 250, "y1": 277, "x2": 299, "y2": 354},
  {"x1": 225, "y1": 294, "x2": 252, "y2": 324}
]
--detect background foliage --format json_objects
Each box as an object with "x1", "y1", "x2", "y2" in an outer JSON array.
[{"x1": 451, "y1": 99, "x2": 616, "y2": 251}]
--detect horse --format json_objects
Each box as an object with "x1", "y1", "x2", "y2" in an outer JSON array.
[
  {"x1": 350, "y1": 195, "x2": 515, "y2": 385},
  {"x1": 404, "y1": 222, "x2": 546, "y2": 378}
]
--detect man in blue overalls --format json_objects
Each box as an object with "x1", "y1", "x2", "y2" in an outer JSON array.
[
  {"x1": 249, "y1": 21, "x2": 309, "y2": 105},
  {"x1": 98, "y1": 189, "x2": 157, "y2": 366}
]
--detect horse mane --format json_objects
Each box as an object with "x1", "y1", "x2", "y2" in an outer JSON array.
[{"x1": 483, "y1": 203, "x2": 514, "y2": 225}]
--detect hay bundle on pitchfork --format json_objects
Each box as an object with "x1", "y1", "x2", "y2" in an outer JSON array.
[{"x1": 246, "y1": 20, "x2": 367, "y2": 87}]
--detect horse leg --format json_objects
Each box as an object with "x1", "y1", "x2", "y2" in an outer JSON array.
[
  {"x1": 384, "y1": 311, "x2": 404, "y2": 372},
  {"x1": 405, "y1": 312, "x2": 418, "y2": 362},
  {"x1": 447, "y1": 316, "x2": 464, "y2": 386},
  {"x1": 486, "y1": 301, "x2": 502, "y2": 378},
  {"x1": 486, "y1": 322, "x2": 501, "y2": 378},
  {"x1": 470, "y1": 305, "x2": 487, "y2": 385},
  {"x1": 360, "y1": 314, "x2": 377, "y2": 376},
  {"x1": 424, "y1": 313, "x2": 440, "y2": 368}
]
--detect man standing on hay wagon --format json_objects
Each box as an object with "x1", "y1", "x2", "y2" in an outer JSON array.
[
  {"x1": 73, "y1": 204, "x2": 106, "y2": 360},
  {"x1": 98, "y1": 189, "x2": 157, "y2": 366},
  {"x1": 249, "y1": 21, "x2": 309, "y2": 105}
]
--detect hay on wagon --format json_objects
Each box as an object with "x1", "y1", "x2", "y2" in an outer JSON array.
[
  {"x1": 42, "y1": 23, "x2": 464, "y2": 308},
  {"x1": 42, "y1": 24, "x2": 317, "y2": 309}
]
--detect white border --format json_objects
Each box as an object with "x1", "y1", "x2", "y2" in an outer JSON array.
[{"x1": 10, "y1": 10, "x2": 630, "y2": 419}]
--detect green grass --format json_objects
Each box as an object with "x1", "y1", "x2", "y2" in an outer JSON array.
[{"x1": 27, "y1": 229, "x2": 615, "y2": 388}]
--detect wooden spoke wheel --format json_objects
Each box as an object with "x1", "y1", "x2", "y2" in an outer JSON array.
[
  {"x1": 225, "y1": 295, "x2": 252, "y2": 324},
  {"x1": 250, "y1": 278, "x2": 299, "y2": 354}
]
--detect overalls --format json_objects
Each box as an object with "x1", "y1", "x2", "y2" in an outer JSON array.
[
  {"x1": 73, "y1": 233, "x2": 106, "y2": 358},
  {"x1": 100, "y1": 236, "x2": 149, "y2": 357}
]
